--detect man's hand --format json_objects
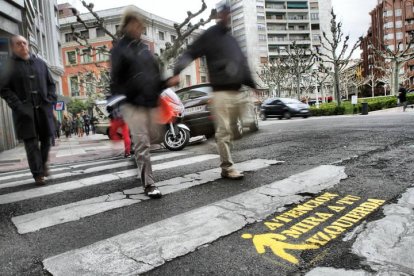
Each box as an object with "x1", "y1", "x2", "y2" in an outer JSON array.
[{"x1": 166, "y1": 75, "x2": 180, "y2": 87}]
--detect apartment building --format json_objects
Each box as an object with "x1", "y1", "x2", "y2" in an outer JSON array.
[
  {"x1": 217, "y1": 0, "x2": 332, "y2": 87},
  {"x1": 58, "y1": 4, "x2": 208, "y2": 100},
  {"x1": 361, "y1": 0, "x2": 414, "y2": 86},
  {"x1": 0, "y1": 0, "x2": 63, "y2": 151}
]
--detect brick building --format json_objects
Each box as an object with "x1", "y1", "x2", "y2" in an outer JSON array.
[
  {"x1": 361, "y1": 0, "x2": 414, "y2": 90},
  {"x1": 58, "y1": 4, "x2": 208, "y2": 101}
]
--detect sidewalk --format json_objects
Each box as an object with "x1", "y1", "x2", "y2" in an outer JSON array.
[
  {"x1": 0, "y1": 134, "x2": 125, "y2": 173},
  {"x1": 369, "y1": 105, "x2": 414, "y2": 114}
]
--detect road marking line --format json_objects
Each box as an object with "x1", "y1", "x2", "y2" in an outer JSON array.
[
  {"x1": 42, "y1": 165, "x2": 346, "y2": 275},
  {"x1": 12, "y1": 159, "x2": 282, "y2": 234},
  {"x1": 0, "y1": 154, "x2": 218, "y2": 205},
  {"x1": 0, "y1": 152, "x2": 190, "y2": 189}
]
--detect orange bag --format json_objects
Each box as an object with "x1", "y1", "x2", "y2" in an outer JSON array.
[{"x1": 158, "y1": 96, "x2": 175, "y2": 124}]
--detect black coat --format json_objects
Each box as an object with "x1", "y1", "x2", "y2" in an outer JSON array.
[
  {"x1": 0, "y1": 54, "x2": 57, "y2": 140},
  {"x1": 174, "y1": 22, "x2": 256, "y2": 91},
  {"x1": 110, "y1": 36, "x2": 163, "y2": 107}
]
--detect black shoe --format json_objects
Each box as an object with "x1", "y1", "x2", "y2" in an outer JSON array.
[
  {"x1": 144, "y1": 186, "x2": 162, "y2": 199},
  {"x1": 34, "y1": 176, "x2": 46, "y2": 186}
]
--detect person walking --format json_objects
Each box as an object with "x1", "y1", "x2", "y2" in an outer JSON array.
[
  {"x1": 62, "y1": 115, "x2": 72, "y2": 138},
  {"x1": 107, "y1": 102, "x2": 131, "y2": 158},
  {"x1": 0, "y1": 35, "x2": 56, "y2": 185},
  {"x1": 75, "y1": 113, "x2": 84, "y2": 137},
  {"x1": 110, "y1": 8, "x2": 164, "y2": 198},
  {"x1": 168, "y1": 4, "x2": 257, "y2": 180},
  {"x1": 398, "y1": 84, "x2": 408, "y2": 112},
  {"x1": 82, "y1": 111, "x2": 91, "y2": 136}
]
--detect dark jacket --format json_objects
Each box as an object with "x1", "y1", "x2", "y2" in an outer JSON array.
[
  {"x1": 110, "y1": 36, "x2": 163, "y2": 107},
  {"x1": 398, "y1": 87, "x2": 407, "y2": 102},
  {"x1": 0, "y1": 54, "x2": 57, "y2": 140},
  {"x1": 174, "y1": 22, "x2": 256, "y2": 91}
]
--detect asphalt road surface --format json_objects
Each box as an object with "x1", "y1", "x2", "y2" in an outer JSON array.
[{"x1": 1, "y1": 112, "x2": 413, "y2": 275}]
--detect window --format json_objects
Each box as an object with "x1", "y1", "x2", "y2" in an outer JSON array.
[
  {"x1": 159, "y1": 31, "x2": 165, "y2": 40},
  {"x1": 396, "y1": 32, "x2": 403, "y2": 40},
  {"x1": 310, "y1": 2, "x2": 318, "y2": 9},
  {"x1": 395, "y1": 21, "x2": 402, "y2": 28},
  {"x1": 80, "y1": 30, "x2": 89, "y2": 39},
  {"x1": 171, "y1": 35, "x2": 176, "y2": 42},
  {"x1": 395, "y1": 9, "x2": 402, "y2": 16},
  {"x1": 96, "y1": 27, "x2": 106, "y2": 37},
  {"x1": 185, "y1": 75, "x2": 191, "y2": 86},
  {"x1": 201, "y1": 76, "x2": 207, "y2": 83},
  {"x1": 85, "y1": 74, "x2": 95, "y2": 96},
  {"x1": 82, "y1": 49, "x2": 92, "y2": 63},
  {"x1": 96, "y1": 46, "x2": 109, "y2": 62},
  {"x1": 259, "y1": 34, "x2": 267, "y2": 41},
  {"x1": 311, "y1": 13, "x2": 319, "y2": 20},
  {"x1": 70, "y1": 76, "x2": 79, "y2": 97},
  {"x1": 143, "y1": 27, "x2": 147, "y2": 35},
  {"x1": 384, "y1": 10, "x2": 393, "y2": 17},
  {"x1": 42, "y1": 35, "x2": 47, "y2": 57},
  {"x1": 66, "y1": 51, "x2": 77, "y2": 65}
]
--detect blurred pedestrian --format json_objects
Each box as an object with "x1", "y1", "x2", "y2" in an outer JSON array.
[
  {"x1": 168, "y1": 4, "x2": 256, "y2": 180},
  {"x1": 55, "y1": 116, "x2": 61, "y2": 140},
  {"x1": 75, "y1": 113, "x2": 84, "y2": 137},
  {"x1": 82, "y1": 111, "x2": 91, "y2": 135},
  {"x1": 62, "y1": 115, "x2": 72, "y2": 138},
  {"x1": 91, "y1": 115, "x2": 98, "y2": 134},
  {"x1": 107, "y1": 101, "x2": 131, "y2": 158},
  {"x1": 398, "y1": 84, "x2": 408, "y2": 112},
  {"x1": 110, "y1": 8, "x2": 164, "y2": 199},
  {"x1": 0, "y1": 35, "x2": 56, "y2": 185},
  {"x1": 71, "y1": 119, "x2": 77, "y2": 136}
]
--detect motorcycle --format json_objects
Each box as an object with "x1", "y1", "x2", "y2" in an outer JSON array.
[
  {"x1": 105, "y1": 88, "x2": 190, "y2": 151},
  {"x1": 157, "y1": 88, "x2": 190, "y2": 151}
]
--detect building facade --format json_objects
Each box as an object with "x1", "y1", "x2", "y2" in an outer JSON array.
[
  {"x1": 216, "y1": 0, "x2": 332, "y2": 90},
  {"x1": 361, "y1": 0, "x2": 414, "y2": 88},
  {"x1": 58, "y1": 4, "x2": 208, "y2": 102},
  {"x1": 0, "y1": 0, "x2": 63, "y2": 151}
]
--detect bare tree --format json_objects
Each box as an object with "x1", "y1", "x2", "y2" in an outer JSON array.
[
  {"x1": 283, "y1": 42, "x2": 315, "y2": 100},
  {"x1": 257, "y1": 57, "x2": 289, "y2": 97},
  {"x1": 317, "y1": 9, "x2": 362, "y2": 106},
  {"x1": 71, "y1": 0, "x2": 215, "y2": 73},
  {"x1": 366, "y1": 32, "x2": 414, "y2": 96}
]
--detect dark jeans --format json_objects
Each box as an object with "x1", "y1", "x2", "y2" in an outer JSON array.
[
  {"x1": 24, "y1": 137, "x2": 51, "y2": 178},
  {"x1": 84, "y1": 124, "x2": 90, "y2": 135}
]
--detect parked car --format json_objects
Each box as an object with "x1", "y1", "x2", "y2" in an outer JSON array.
[
  {"x1": 259, "y1": 97, "x2": 310, "y2": 120},
  {"x1": 175, "y1": 84, "x2": 259, "y2": 139}
]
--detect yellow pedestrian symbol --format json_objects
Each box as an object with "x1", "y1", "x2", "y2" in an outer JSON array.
[{"x1": 242, "y1": 233, "x2": 320, "y2": 264}]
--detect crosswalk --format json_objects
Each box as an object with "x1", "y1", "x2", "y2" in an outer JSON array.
[{"x1": 0, "y1": 149, "x2": 347, "y2": 275}]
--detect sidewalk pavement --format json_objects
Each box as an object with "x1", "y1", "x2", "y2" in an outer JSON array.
[
  {"x1": 369, "y1": 105, "x2": 414, "y2": 114},
  {"x1": 0, "y1": 134, "x2": 125, "y2": 173}
]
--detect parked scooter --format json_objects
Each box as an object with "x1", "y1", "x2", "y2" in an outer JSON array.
[
  {"x1": 106, "y1": 88, "x2": 190, "y2": 151},
  {"x1": 157, "y1": 88, "x2": 190, "y2": 151}
]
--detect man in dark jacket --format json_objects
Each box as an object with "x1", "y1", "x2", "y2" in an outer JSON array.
[
  {"x1": 0, "y1": 35, "x2": 56, "y2": 185},
  {"x1": 110, "y1": 8, "x2": 163, "y2": 198},
  {"x1": 398, "y1": 84, "x2": 408, "y2": 112},
  {"x1": 168, "y1": 4, "x2": 256, "y2": 180}
]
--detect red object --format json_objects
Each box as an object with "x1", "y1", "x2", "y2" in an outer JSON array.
[
  {"x1": 158, "y1": 96, "x2": 175, "y2": 124},
  {"x1": 109, "y1": 118, "x2": 131, "y2": 154}
]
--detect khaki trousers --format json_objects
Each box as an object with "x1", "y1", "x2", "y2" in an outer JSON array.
[
  {"x1": 121, "y1": 104, "x2": 160, "y2": 188},
  {"x1": 212, "y1": 90, "x2": 247, "y2": 171}
]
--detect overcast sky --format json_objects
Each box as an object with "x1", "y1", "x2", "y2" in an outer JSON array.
[{"x1": 59, "y1": 0, "x2": 378, "y2": 56}]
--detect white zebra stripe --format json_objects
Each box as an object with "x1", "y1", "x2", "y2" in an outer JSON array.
[
  {"x1": 0, "y1": 152, "x2": 190, "y2": 189},
  {"x1": 12, "y1": 159, "x2": 282, "y2": 234},
  {"x1": 43, "y1": 165, "x2": 346, "y2": 275},
  {"x1": 0, "y1": 154, "x2": 218, "y2": 205}
]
